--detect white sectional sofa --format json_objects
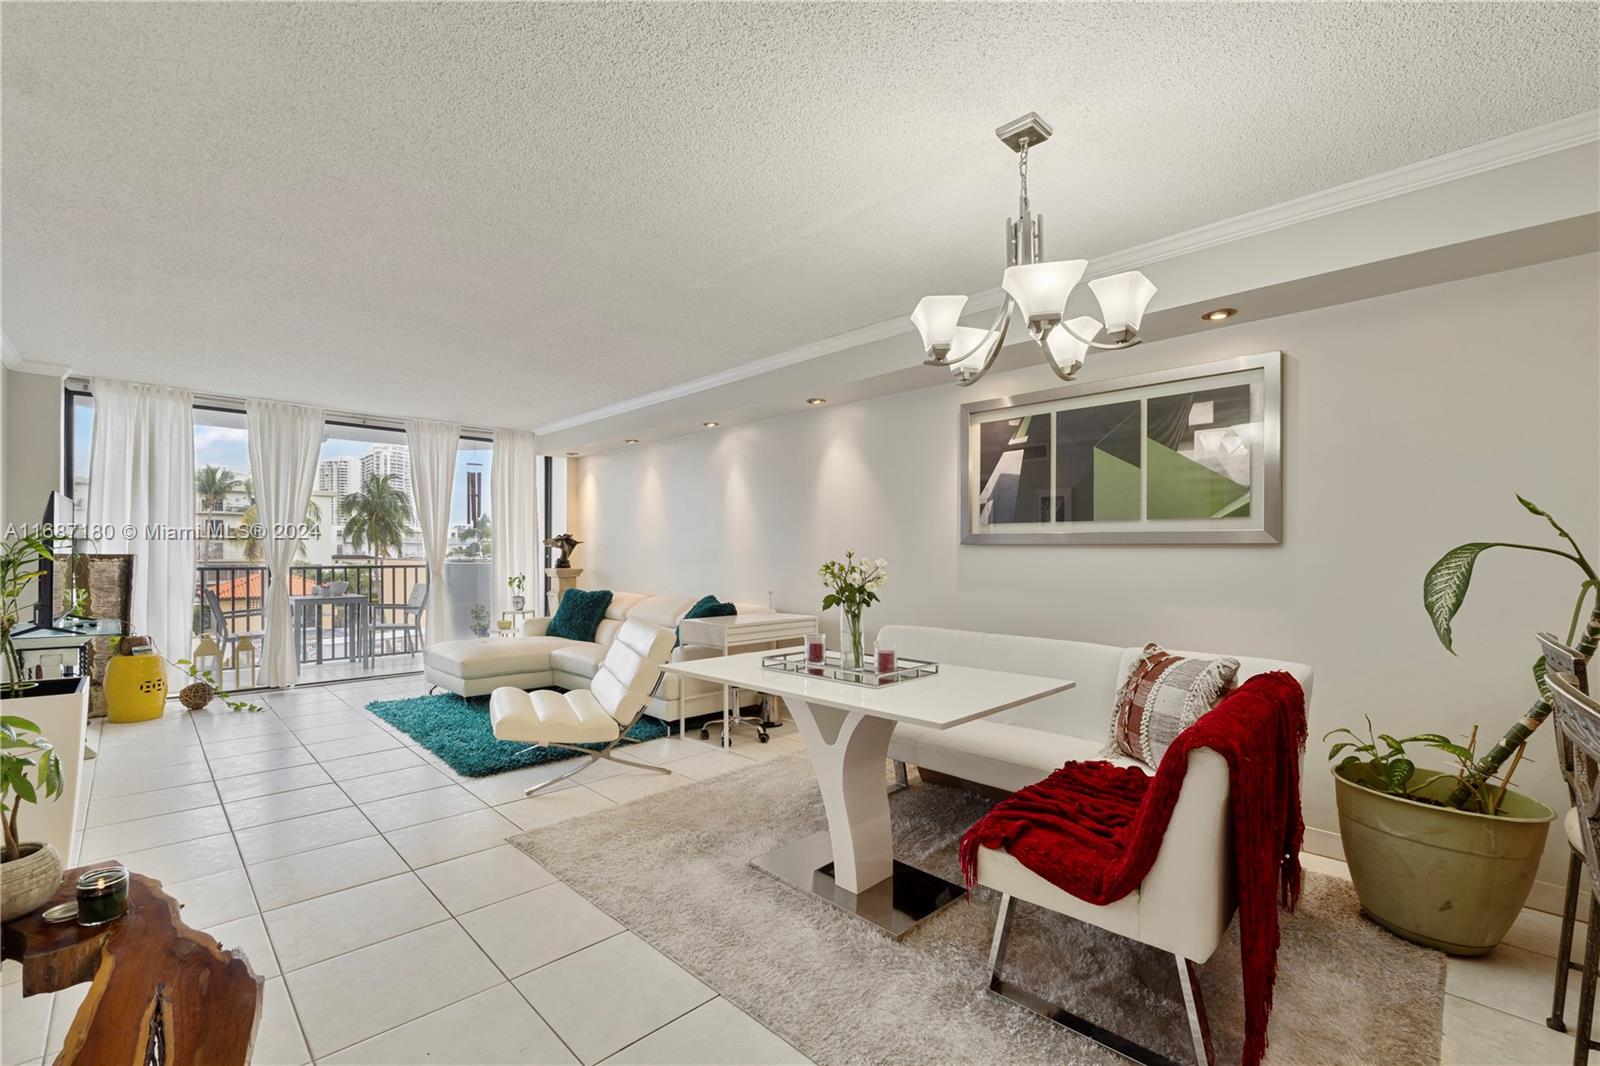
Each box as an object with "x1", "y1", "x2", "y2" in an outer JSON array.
[{"x1": 423, "y1": 591, "x2": 769, "y2": 733}]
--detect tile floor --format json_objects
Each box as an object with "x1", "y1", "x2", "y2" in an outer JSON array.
[{"x1": 0, "y1": 674, "x2": 1586, "y2": 1065}]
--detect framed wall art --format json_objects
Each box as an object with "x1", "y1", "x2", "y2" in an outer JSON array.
[{"x1": 959, "y1": 351, "x2": 1282, "y2": 544}]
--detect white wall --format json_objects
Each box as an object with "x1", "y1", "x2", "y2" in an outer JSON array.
[
  {"x1": 3, "y1": 367, "x2": 65, "y2": 530},
  {"x1": 574, "y1": 254, "x2": 1600, "y2": 895}
]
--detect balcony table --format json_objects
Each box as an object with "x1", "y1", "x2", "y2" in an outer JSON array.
[
  {"x1": 288, "y1": 593, "x2": 373, "y2": 669},
  {"x1": 662, "y1": 651, "x2": 1073, "y2": 936}
]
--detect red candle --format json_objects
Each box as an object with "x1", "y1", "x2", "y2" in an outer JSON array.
[
  {"x1": 805, "y1": 634, "x2": 824, "y2": 663},
  {"x1": 876, "y1": 647, "x2": 896, "y2": 674}
]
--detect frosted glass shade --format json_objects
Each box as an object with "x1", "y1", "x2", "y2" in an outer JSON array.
[
  {"x1": 1001, "y1": 260, "x2": 1087, "y2": 324},
  {"x1": 948, "y1": 326, "x2": 1000, "y2": 377},
  {"x1": 1044, "y1": 316, "x2": 1102, "y2": 374},
  {"x1": 909, "y1": 295, "x2": 968, "y2": 354},
  {"x1": 1088, "y1": 270, "x2": 1158, "y2": 333}
]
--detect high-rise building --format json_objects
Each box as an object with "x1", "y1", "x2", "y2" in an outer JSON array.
[
  {"x1": 316, "y1": 456, "x2": 360, "y2": 525},
  {"x1": 360, "y1": 444, "x2": 412, "y2": 496}
]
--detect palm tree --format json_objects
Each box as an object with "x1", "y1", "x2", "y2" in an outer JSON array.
[
  {"x1": 342, "y1": 474, "x2": 414, "y2": 559},
  {"x1": 235, "y1": 497, "x2": 323, "y2": 563},
  {"x1": 195, "y1": 465, "x2": 241, "y2": 561},
  {"x1": 448, "y1": 513, "x2": 492, "y2": 558}
]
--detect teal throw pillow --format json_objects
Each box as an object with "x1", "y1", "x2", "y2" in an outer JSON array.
[
  {"x1": 676, "y1": 594, "x2": 737, "y2": 646},
  {"x1": 548, "y1": 588, "x2": 613, "y2": 642}
]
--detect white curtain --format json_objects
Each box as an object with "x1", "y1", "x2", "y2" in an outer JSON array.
[
  {"x1": 246, "y1": 400, "x2": 325, "y2": 687},
  {"x1": 491, "y1": 430, "x2": 542, "y2": 618},
  {"x1": 406, "y1": 419, "x2": 459, "y2": 645},
  {"x1": 86, "y1": 380, "x2": 195, "y2": 669}
]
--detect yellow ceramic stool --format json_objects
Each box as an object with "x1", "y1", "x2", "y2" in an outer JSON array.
[{"x1": 104, "y1": 653, "x2": 168, "y2": 722}]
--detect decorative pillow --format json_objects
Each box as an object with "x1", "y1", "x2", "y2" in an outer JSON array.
[
  {"x1": 676, "y1": 594, "x2": 736, "y2": 646},
  {"x1": 1109, "y1": 643, "x2": 1240, "y2": 767},
  {"x1": 547, "y1": 588, "x2": 613, "y2": 642}
]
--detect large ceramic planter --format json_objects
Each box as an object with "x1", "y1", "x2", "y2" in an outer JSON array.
[
  {"x1": 0, "y1": 842, "x2": 63, "y2": 921},
  {"x1": 0, "y1": 676, "x2": 89, "y2": 859},
  {"x1": 1332, "y1": 764, "x2": 1554, "y2": 955},
  {"x1": 105, "y1": 652, "x2": 168, "y2": 722}
]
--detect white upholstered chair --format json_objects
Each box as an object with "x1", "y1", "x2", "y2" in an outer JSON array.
[{"x1": 489, "y1": 617, "x2": 676, "y2": 797}]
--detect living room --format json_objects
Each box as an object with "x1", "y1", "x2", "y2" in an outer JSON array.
[{"x1": 1, "y1": 4, "x2": 1597, "y2": 1066}]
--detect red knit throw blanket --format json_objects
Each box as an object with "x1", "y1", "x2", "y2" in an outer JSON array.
[{"x1": 958, "y1": 671, "x2": 1307, "y2": 1066}]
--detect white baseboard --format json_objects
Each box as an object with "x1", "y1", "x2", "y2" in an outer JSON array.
[{"x1": 1304, "y1": 824, "x2": 1580, "y2": 917}]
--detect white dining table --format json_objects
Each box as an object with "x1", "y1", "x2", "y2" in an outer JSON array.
[{"x1": 663, "y1": 651, "x2": 1074, "y2": 936}]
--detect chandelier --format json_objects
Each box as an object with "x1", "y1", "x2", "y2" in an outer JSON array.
[{"x1": 909, "y1": 113, "x2": 1157, "y2": 387}]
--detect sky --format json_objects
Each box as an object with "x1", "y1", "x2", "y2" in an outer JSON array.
[{"x1": 75, "y1": 403, "x2": 491, "y2": 526}]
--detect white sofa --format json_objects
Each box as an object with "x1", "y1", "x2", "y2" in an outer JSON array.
[
  {"x1": 423, "y1": 590, "x2": 769, "y2": 733},
  {"x1": 879, "y1": 624, "x2": 1313, "y2": 965}
]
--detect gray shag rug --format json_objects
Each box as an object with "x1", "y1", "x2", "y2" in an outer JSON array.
[{"x1": 510, "y1": 753, "x2": 1445, "y2": 1065}]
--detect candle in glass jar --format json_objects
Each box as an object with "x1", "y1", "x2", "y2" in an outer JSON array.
[
  {"x1": 76, "y1": 865, "x2": 129, "y2": 927},
  {"x1": 876, "y1": 645, "x2": 896, "y2": 675},
  {"x1": 805, "y1": 634, "x2": 824, "y2": 663}
]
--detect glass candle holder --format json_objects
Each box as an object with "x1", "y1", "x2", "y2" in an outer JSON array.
[
  {"x1": 804, "y1": 633, "x2": 824, "y2": 663},
  {"x1": 875, "y1": 642, "x2": 897, "y2": 675},
  {"x1": 76, "y1": 865, "x2": 129, "y2": 927}
]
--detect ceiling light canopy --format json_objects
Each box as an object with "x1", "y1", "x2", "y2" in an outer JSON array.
[
  {"x1": 909, "y1": 113, "x2": 1157, "y2": 386},
  {"x1": 624, "y1": 438, "x2": 640, "y2": 444},
  {"x1": 1202, "y1": 307, "x2": 1237, "y2": 322},
  {"x1": 805, "y1": 397, "x2": 827, "y2": 406},
  {"x1": 702, "y1": 421, "x2": 720, "y2": 428}
]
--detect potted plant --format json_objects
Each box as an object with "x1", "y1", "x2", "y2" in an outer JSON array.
[
  {"x1": 1328, "y1": 496, "x2": 1596, "y2": 954},
  {"x1": 509, "y1": 573, "x2": 527, "y2": 613},
  {"x1": 470, "y1": 604, "x2": 491, "y2": 639},
  {"x1": 819, "y1": 551, "x2": 887, "y2": 670},
  {"x1": 1, "y1": 713, "x2": 65, "y2": 920}
]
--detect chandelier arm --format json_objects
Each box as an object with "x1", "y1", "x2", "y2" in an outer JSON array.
[
  {"x1": 1059, "y1": 321, "x2": 1142, "y2": 351},
  {"x1": 953, "y1": 296, "x2": 1015, "y2": 388}
]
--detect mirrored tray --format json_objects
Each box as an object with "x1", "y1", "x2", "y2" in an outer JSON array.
[{"x1": 760, "y1": 650, "x2": 939, "y2": 687}]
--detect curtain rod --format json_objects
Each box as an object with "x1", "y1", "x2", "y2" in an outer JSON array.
[{"x1": 65, "y1": 375, "x2": 505, "y2": 442}]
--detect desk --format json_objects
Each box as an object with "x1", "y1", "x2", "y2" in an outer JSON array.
[
  {"x1": 288, "y1": 594, "x2": 373, "y2": 668},
  {"x1": 11, "y1": 617, "x2": 122, "y2": 679},
  {"x1": 676, "y1": 612, "x2": 817, "y2": 745},
  {"x1": 663, "y1": 652, "x2": 1072, "y2": 936}
]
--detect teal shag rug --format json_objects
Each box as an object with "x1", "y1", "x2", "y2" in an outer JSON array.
[{"x1": 365, "y1": 692, "x2": 669, "y2": 777}]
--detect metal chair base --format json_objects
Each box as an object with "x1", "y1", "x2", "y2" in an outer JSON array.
[
  {"x1": 987, "y1": 892, "x2": 1215, "y2": 1066},
  {"x1": 888, "y1": 760, "x2": 910, "y2": 794},
  {"x1": 518, "y1": 738, "x2": 672, "y2": 797}
]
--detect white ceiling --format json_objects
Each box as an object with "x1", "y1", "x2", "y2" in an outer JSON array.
[{"x1": 3, "y1": 3, "x2": 1596, "y2": 430}]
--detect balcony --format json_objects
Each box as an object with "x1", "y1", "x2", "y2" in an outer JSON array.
[{"x1": 196, "y1": 559, "x2": 495, "y2": 689}]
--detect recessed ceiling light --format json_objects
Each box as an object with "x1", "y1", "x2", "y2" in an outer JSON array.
[
  {"x1": 624, "y1": 438, "x2": 639, "y2": 445},
  {"x1": 702, "y1": 421, "x2": 720, "y2": 428},
  {"x1": 806, "y1": 397, "x2": 827, "y2": 406},
  {"x1": 1201, "y1": 307, "x2": 1237, "y2": 322},
  {"x1": 565, "y1": 451, "x2": 579, "y2": 457}
]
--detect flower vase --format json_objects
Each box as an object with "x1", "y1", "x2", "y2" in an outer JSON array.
[{"x1": 839, "y1": 607, "x2": 866, "y2": 671}]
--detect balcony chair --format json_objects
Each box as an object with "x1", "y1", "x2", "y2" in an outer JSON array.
[
  {"x1": 372, "y1": 581, "x2": 427, "y2": 653},
  {"x1": 488, "y1": 617, "x2": 675, "y2": 797},
  {"x1": 201, "y1": 587, "x2": 265, "y2": 666},
  {"x1": 1544, "y1": 634, "x2": 1596, "y2": 1064}
]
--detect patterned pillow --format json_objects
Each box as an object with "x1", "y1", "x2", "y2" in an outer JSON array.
[
  {"x1": 1110, "y1": 643, "x2": 1240, "y2": 767},
  {"x1": 547, "y1": 588, "x2": 613, "y2": 642}
]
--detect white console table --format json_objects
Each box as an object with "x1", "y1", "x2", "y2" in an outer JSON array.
[{"x1": 675, "y1": 612, "x2": 818, "y2": 746}]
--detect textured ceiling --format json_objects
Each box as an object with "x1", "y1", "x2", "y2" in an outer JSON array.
[{"x1": 3, "y1": 3, "x2": 1596, "y2": 429}]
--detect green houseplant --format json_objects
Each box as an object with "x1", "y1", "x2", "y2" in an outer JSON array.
[
  {"x1": 509, "y1": 573, "x2": 527, "y2": 612},
  {"x1": 1328, "y1": 496, "x2": 1594, "y2": 954},
  {"x1": 819, "y1": 551, "x2": 887, "y2": 671},
  {"x1": 0, "y1": 713, "x2": 66, "y2": 920}
]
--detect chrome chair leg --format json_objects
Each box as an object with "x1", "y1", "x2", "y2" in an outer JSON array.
[
  {"x1": 1175, "y1": 955, "x2": 1216, "y2": 1066},
  {"x1": 1553, "y1": 850, "x2": 1585, "y2": 1032},
  {"x1": 888, "y1": 760, "x2": 910, "y2": 794},
  {"x1": 987, "y1": 892, "x2": 1015, "y2": 980},
  {"x1": 520, "y1": 751, "x2": 595, "y2": 796},
  {"x1": 519, "y1": 737, "x2": 673, "y2": 796}
]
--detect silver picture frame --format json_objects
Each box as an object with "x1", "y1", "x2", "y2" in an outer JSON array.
[{"x1": 959, "y1": 351, "x2": 1282, "y2": 545}]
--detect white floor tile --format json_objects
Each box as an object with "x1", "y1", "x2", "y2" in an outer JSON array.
[
  {"x1": 225, "y1": 784, "x2": 352, "y2": 830},
  {"x1": 291, "y1": 721, "x2": 392, "y2": 746},
  {"x1": 304, "y1": 733, "x2": 402, "y2": 762},
  {"x1": 263, "y1": 872, "x2": 448, "y2": 972},
  {"x1": 90, "y1": 760, "x2": 213, "y2": 799},
  {"x1": 209, "y1": 746, "x2": 317, "y2": 780},
  {"x1": 337, "y1": 765, "x2": 452, "y2": 804},
  {"x1": 358, "y1": 784, "x2": 486, "y2": 831},
  {"x1": 78, "y1": 804, "x2": 230, "y2": 858},
  {"x1": 1447, "y1": 939, "x2": 1598, "y2": 1037},
  {"x1": 2, "y1": 959, "x2": 21, "y2": 987},
  {"x1": 382, "y1": 807, "x2": 521, "y2": 867},
  {"x1": 1441, "y1": 993, "x2": 1577, "y2": 1065},
  {"x1": 0, "y1": 980, "x2": 51, "y2": 1066},
  {"x1": 1503, "y1": 904, "x2": 1588, "y2": 965},
  {"x1": 603, "y1": 997, "x2": 810, "y2": 1065},
  {"x1": 415, "y1": 845, "x2": 555, "y2": 915},
  {"x1": 263, "y1": 689, "x2": 349, "y2": 711},
  {"x1": 284, "y1": 921, "x2": 501, "y2": 1059},
  {"x1": 514, "y1": 933, "x2": 713, "y2": 1065},
  {"x1": 214, "y1": 763, "x2": 333, "y2": 803},
  {"x1": 202, "y1": 732, "x2": 304, "y2": 760},
  {"x1": 45, "y1": 981, "x2": 89, "y2": 1059},
  {"x1": 496, "y1": 787, "x2": 617, "y2": 832},
  {"x1": 164, "y1": 866, "x2": 258, "y2": 927},
  {"x1": 318, "y1": 747, "x2": 425, "y2": 781},
  {"x1": 460, "y1": 883, "x2": 623, "y2": 978},
  {"x1": 103, "y1": 831, "x2": 243, "y2": 885},
  {"x1": 85, "y1": 781, "x2": 219, "y2": 827},
  {"x1": 234, "y1": 807, "x2": 378, "y2": 865},
  {"x1": 621, "y1": 736, "x2": 722, "y2": 767},
  {"x1": 459, "y1": 763, "x2": 585, "y2": 805},
  {"x1": 321, "y1": 983, "x2": 576, "y2": 1065},
  {"x1": 249, "y1": 835, "x2": 408, "y2": 911},
  {"x1": 666, "y1": 750, "x2": 753, "y2": 781},
  {"x1": 586, "y1": 770, "x2": 690, "y2": 805},
  {"x1": 205, "y1": 912, "x2": 281, "y2": 978},
  {"x1": 252, "y1": 976, "x2": 312, "y2": 1066}
]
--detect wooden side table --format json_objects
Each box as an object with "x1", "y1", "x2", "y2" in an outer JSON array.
[{"x1": 1, "y1": 865, "x2": 262, "y2": 1066}]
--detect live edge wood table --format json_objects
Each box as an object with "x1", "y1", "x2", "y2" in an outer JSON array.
[{"x1": 2, "y1": 865, "x2": 263, "y2": 1066}]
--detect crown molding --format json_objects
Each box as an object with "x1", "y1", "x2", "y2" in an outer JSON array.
[
  {"x1": 536, "y1": 110, "x2": 1598, "y2": 437},
  {"x1": 0, "y1": 332, "x2": 70, "y2": 378}
]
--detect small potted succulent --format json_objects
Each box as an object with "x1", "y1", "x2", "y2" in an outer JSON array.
[
  {"x1": 1, "y1": 714, "x2": 65, "y2": 920},
  {"x1": 508, "y1": 573, "x2": 527, "y2": 613}
]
